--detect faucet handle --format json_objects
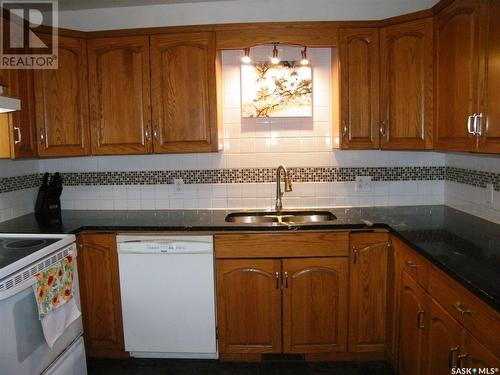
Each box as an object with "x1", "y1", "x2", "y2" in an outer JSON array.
[{"x1": 285, "y1": 177, "x2": 293, "y2": 192}]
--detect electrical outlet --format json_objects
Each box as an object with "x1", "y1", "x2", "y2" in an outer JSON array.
[
  {"x1": 173, "y1": 178, "x2": 184, "y2": 194},
  {"x1": 486, "y1": 183, "x2": 494, "y2": 205},
  {"x1": 355, "y1": 176, "x2": 373, "y2": 192}
]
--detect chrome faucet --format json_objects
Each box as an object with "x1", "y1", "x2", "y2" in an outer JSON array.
[{"x1": 275, "y1": 165, "x2": 293, "y2": 212}]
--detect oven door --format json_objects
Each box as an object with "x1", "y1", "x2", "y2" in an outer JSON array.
[{"x1": 0, "y1": 245, "x2": 83, "y2": 375}]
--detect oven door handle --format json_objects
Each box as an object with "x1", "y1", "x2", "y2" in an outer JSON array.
[{"x1": 0, "y1": 278, "x2": 37, "y2": 301}]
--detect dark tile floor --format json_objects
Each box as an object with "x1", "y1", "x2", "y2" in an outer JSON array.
[{"x1": 87, "y1": 358, "x2": 395, "y2": 375}]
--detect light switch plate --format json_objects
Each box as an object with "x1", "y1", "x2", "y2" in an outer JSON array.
[
  {"x1": 486, "y1": 183, "x2": 494, "y2": 205},
  {"x1": 355, "y1": 176, "x2": 373, "y2": 192},
  {"x1": 173, "y1": 178, "x2": 184, "y2": 194}
]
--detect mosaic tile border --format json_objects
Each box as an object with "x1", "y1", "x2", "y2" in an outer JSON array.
[
  {"x1": 56, "y1": 166, "x2": 445, "y2": 185},
  {"x1": 0, "y1": 166, "x2": 498, "y2": 194},
  {"x1": 0, "y1": 174, "x2": 40, "y2": 194}
]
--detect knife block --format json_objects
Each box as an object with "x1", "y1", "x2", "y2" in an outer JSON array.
[{"x1": 35, "y1": 173, "x2": 62, "y2": 225}]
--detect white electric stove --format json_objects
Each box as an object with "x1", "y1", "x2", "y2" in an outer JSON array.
[{"x1": 0, "y1": 233, "x2": 87, "y2": 375}]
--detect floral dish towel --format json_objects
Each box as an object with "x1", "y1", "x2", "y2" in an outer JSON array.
[{"x1": 33, "y1": 255, "x2": 75, "y2": 319}]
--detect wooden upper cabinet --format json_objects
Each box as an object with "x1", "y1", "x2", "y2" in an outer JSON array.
[
  {"x1": 282, "y1": 257, "x2": 348, "y2": 353},
  {"x1": 150, "y1": 32, "x2": 219, "y2": 153},
  {"x1": 434, "y1": 0, "x2": 488, "y2": 151},
  {"x1": 478, "y1": 0, "x2": 500, "y2": 153},
  {"x1": 424, "y1": 299, "x2": 462, "y2": 374},
  {"x1": 76, "y1": 233, "x2": 127, "y2": 358},
  {"x1": 8, "y1": 69, "x2": 37, "y2": 158},
  {"x1": 398, "y1": 271, "x2": 430, "y2": 375},
  {"x1": 34, "y1": 35, "x2": 90, "y2": 157},
  {"x1": 216, "y1": 259, "x2": 282, "y2": 354},
  {"x1": 88, "y1": 36, "x2": 152, "y2": 155},
  {"x1": 348, "y1": 232, "x2": 389, "y2": 353},
  {"x1": 339, "y1": 28, "x2": 380, "y2": 149},
  {"x1": 380, "y1": 18, "x2": 433, "y2": 149}
]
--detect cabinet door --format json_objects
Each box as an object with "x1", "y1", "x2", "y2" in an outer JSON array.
[
  {"x1": 88, "y1": 36, "x2": 152, "y2": 155},
  {"x1": 380, "y1": 18, "x2": 433, "y2": 149},
  {"x1": 34, "y1": 35, "x2": 90, "y2": 156},
  {"x1": 434, "y1": 0, "x2": 488, "y2": 151},
  {"x1": 282, "y1": 257, "x2": 348, "y2": 353},
  {"x1": 8, "y1": 69, "x2": 37, "y2": 158},
  {"x1": 151, "y1": 32, "x2": 219, "y2": 153},
  {"x1": 76, "y1": 233, "x2": 127, "y2": 358},
  {"x1": 398, "y1": 271, "x2": 430, "y2": 375},
  {"x1": 348, "y1": 233, "x2": 389, "y2": 352},
  {"x1": 478, "y1": 0, "x2": 500, "y2": 153},
  {"x1": 338, "y1": 28, "x2": 380, "y2": 149},
  {"x1": 463, "y1": 331, "x2": 500, "y2": 367},
  {"x1": 424, "y1": 299, "x2": 463, "y2": 374},
  {"x1": 216, "y1": 259, "x2": 282, "y2": 354}
]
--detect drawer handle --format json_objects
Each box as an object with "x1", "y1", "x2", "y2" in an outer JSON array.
[
  {"x1": 14, "y1": 126, "x2": 21, "y2": 144},
  {"x1": 457, "y1": 353, "x2": 468, "y2": 367},
  {"x1": 453, "y1": 302, "x2": 472, "y2": 316},
  {"x1": 275, "y1": 272, "x2": 280, "y2": 289},
  {"x1": 448, "y1": 346, "x2": 459, "y2": 369},
  {"x1": 416, "y1": 310, "x2": 425, "y2": 329},
  {"x1": 405, "y1": 260, "x2": 420, "y2": 269}
]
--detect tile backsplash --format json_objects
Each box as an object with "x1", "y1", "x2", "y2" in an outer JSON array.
[
  {"x1": 0, "y1": 159, "x2": 39, "y2": 222},
  {"x1": 35, "y1": 48, "x2": 445, "y2": 212},
  {"x1": 445, "y1": 153, "x2": 500, "y2": 224},
  {"x1": 0, "y1": 48, "x2": 499, "y2": 224}
]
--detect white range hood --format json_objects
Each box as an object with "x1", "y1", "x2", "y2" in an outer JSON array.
[{"x1": 0, "y1": 86, "x2": 20, "y2": 113}]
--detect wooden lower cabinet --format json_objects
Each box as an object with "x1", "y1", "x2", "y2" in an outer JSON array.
[
  {"x1": 397, "y1": 271, "x2": 430, "y2": 375},
  {"x1": 76, "y1": 233, "x2": 128, "y2": 358},
  {"x1": 216, "y1": 259, "x2": 282, "y2": 354},
  {"x1": 348, "y1": 232, "x2": 390, "y2": 352},
  {"x1": 282, "y1": 258, "x2": 348, "y2": 353},
  {"x1": 424, "y1": 299, "x2": 462, "y2": 374},
  {"x1": 463, "y1": 332, "x2": 500, "y2": 367},
  {"x1": 216, "y1": 256, "x2": 348, "y2": 355}
]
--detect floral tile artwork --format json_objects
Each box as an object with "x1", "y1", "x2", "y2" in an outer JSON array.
[{"x1": 241, "y1": 61, "x2": 312, "y2": 118}]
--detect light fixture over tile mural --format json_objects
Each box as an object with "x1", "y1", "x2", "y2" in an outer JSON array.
[{"x1": 241, "y1": 61, "x2": 312, "y2": 118}]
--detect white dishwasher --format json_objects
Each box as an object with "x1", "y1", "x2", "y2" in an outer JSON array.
[{"x1": 117, "y1": 235, "x2": 217, "y2": 359}]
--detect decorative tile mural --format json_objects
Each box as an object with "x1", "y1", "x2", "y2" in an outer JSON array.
[{"x1": 241, "y1": 61, "x2": 312, "y2": 118}]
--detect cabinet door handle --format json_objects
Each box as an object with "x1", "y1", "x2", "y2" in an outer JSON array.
[
  {"x1": 275, "y1": 272, "x2": 280, "y2": 289},
  {"x1": 342, "y1": 120, "x2": 348, "y2": 138},
  {"x1": 13, "y1": 126, "x2": 21, "y2": 144},
  {"x1": 467, "y1": 114, "x2": 476, "y2": 134},
  {"x1": 284, "y1": 271, "x2": 289, "y2": 288},
  {"x1": 153, "y1": 127, "x2": 158, "y2": 141},
  {"x1": 453, "y1": 302, "x2": 472, "y2": 316},
  {"x1": 416, "y1": 310, "x2": 425, "y2": 329},
  {"x1": 405, "y1": 260, "x2": 420, "y2": 269},
  {"x1": 457, "y1": 353, "x2": 468, "y2": 367},
  {"x1": 474, "y1": 113, "x2": 484, "y2": 136},
  {"x1": 380, "y1": 121, "x2": 386, "y2": 137},
  {"x1": 352, "y1": 247, "x2": 358, "y2": 264},
  {"x1": 39, "y1": 128, "x2": 45, "y2": 145},
  {"x1": 448, "y1": 346, "x2": 459, "y2": 369},
  {"x1": 145, "y1": 129, "x2": 150, "y2": 141}
]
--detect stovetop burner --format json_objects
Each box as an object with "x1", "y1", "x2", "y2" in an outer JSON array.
[
  {"x1": 0, "y1": 237, "x2": 60, "y2": 271},
  {"x1": 5, "y1": 239, "x2": 46, "y2": 249}
]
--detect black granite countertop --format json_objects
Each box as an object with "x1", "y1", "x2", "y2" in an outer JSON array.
[{"x1": 0, "y1": 205, "x2": 498, "y2": 311}]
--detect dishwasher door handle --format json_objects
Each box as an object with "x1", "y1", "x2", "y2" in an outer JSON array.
[{"x1": 118, "y1": 249, "x2": 212, "y2": 255}]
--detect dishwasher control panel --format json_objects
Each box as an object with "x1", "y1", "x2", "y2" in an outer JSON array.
[{"x1": 116, "y1": 235, "x2": 213, "y2": 254}]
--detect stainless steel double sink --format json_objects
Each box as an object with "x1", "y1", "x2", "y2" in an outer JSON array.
[{"x1": 225, "y1": 210, "x2": 336, "y2": 225}]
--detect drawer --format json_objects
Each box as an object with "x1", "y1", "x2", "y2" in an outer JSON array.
[
  {"x1": 393, "y1": 237, "x2": 429, "y2": 290},
  {"x1": 429, "y1": 266, "x2": 500, "y2": 358},
  {"x1": 214, "y1": 232, "x2": 349, "y2": 258}
]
